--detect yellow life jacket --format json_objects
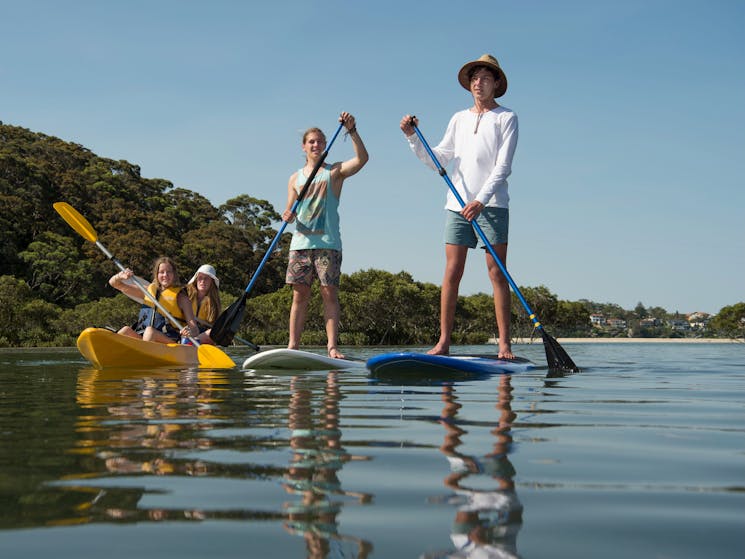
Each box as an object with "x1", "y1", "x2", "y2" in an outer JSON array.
[
  {"x1": 192, "y1": 297, "x2": 212, "y2": 323},
  {"x1": 144, "y1": 283, "x2": 186, "y2": 326}
]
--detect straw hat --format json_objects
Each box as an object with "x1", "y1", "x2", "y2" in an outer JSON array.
[
  {"x1": 189, "y1": 264, "x2": 220, "y2": 289},
  {"x1": 457, "y1": 54, "x2": 508, "y2": 98}
]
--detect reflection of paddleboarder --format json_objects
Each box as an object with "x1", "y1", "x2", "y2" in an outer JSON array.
[
  {"x1": 428, "y1": 376, "x2": 523, "y2": 558},
  {"x1": 282, "y1": 373, "x2": 372, "y2": 558}
]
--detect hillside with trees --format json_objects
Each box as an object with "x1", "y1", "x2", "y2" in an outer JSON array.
[{"x1": 1, "y1": 122, "x2": 743, "y2": 347}]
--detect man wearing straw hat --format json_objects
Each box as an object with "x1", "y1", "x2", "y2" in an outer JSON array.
[{"x1": 400, "y1": 54, "x2": 519, "y2": 359}]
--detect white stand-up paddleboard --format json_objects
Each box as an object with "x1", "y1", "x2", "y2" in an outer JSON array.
[{"x1": 242, "y1": 348, "x2": 366, "y2": 371}]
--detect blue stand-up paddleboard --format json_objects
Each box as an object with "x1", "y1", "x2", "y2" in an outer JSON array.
[{"x1": 366, "y1": 352, "x2": 535, "y2": 379}]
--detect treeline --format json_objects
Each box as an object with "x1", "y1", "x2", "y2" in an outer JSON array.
[{"x1": 1, "y1": 122, "x2": 743, "y2": 347}]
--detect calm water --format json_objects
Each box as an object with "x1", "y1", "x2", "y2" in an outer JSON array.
[{"x1": 0, "y1": 342, "x2": 743, "y2": 558}]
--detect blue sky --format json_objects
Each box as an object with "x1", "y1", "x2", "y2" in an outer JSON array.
[{"x1": 3, "y1": 0, "x2": 743, "y2": 315}]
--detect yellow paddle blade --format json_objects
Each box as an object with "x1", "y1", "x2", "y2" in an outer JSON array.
[
  {"x1": 197, "y1": 344, "x2": 235, "y2": 369},
  {"x1": 53, "y1": 202, "x2": 98, "y2": 242}
]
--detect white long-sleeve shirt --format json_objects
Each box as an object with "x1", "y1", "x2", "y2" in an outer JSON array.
[{"x1": 408, "y1": 106, "x2": 518, "y2": 210}]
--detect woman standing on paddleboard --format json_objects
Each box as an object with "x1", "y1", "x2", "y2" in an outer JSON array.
[{"x1": 282, "y1": 112, "x2": 368, "y2": 360}]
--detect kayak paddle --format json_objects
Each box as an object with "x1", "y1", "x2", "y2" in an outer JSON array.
[
  {"x1": 409, "y1": 122, "x2": 579, "y2": 373},
  {"x1": 53, "y1": 202, "x2": 236, "y2": 369},
  {"x1": 211, "y1": 120, "x2": 346, "y2": 346}
]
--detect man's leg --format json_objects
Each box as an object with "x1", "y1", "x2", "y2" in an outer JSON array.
[
  {"x1": 429, "y1": 244, "x2": 468, "y2": 355},
  {"x1": 485, "y1": 243, "x2": 514, "y2": 359}
]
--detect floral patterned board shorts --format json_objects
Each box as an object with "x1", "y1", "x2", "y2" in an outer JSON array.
[{"x1": 285, "y1": 249, "x2": 342, "y2": 287}]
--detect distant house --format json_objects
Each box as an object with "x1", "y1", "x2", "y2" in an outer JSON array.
[
  {"x1": 606, "y1": 317, "x2": 627, "y2": 329},
  {"x1": 669, "y1": 319, "x2": 690, "y2": 331},
  {"x1": 640, "y1": 317, "x2": 659, "y2": 328},
  {"x1": 687, "y1": 312, "x2": 710, "y2": 330},
  {"x1": 590, "y1": 313, "x2": 606, "y2": 326}
]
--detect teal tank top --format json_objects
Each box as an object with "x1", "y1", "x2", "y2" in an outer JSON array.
[{"x1": 289, "y1": 165, "x2": 342, "y2": 251}]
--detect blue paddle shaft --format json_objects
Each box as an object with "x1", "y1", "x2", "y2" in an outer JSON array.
[
  {"x1": 242, "y1": 121, "x2": 345, "y2": 297},
  {"x1": 411, "y1": 123, "x2": 544, "y2": 332}
]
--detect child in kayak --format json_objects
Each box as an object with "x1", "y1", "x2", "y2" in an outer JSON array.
[
  {"x1": 185, "y1": 264, "x2": 222, "y2": 345},
  {"x1": 109, "y1": 256, "x2": 199, "y2": 344}
]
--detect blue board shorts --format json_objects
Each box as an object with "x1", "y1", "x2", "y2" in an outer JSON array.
[{"x1": 445, "y1": 207, "x2": 509, "y2": 248}]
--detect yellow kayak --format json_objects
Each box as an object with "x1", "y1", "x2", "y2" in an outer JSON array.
[{"x1": 76, "y1": 327, "x2": 198, "y2": 369}]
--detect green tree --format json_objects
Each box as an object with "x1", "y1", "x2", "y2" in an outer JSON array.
[
  {"x1": 165, "y1": 188, "x2": 221, "y2": 231},
  {"x1": 240, "y1": 286, "x2": 295, "y2": 345},
  {"x1": 220, "y1": 194, "x2": 280, "y2": 241},
  {"x1": 708, "y1": 303, "x2": 745, "y2": 338},
  {"x1": 17, "y1": 299, "x2": 62, "y2": 347},
  {"x1": 647, "y1": 306, "x2": 670, "y2": 320},
  {"x1": 217, "y1": 195, "x2": 287, "y2": 297},
  {"x1": 53, "y1": 294, "x2": 141, "y2": 343},
  {"x1": 0, "y1": 275, "x2": 32, "y2": 346},
  {"x1": 179, "y1": 221, "x2": 259, "y2": 298},
  {"x1": 458, "y1": 292, "x2": 498, "y2": 340},
  {"x1": 341, "y1": 269, "x2": 439, "y2": 344},
  {"x1": 555, "y1": 300, "x2": 592, "y2": 337},
  {"x1": 19, "y1": 231, "x2": 94, "y2": 305},
  {"x1": 634, "y1": 302, "x2": 648, "y2": 319},
  {"x1": 511, "y1": 285, "x2": 558, "y2": 340},
  {"x1": 0, "y1": 154, "x2": 54, "y2": 276}
]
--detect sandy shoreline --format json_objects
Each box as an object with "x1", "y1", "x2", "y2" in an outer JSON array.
[{"x1": 507, "y1": 337, "x2": 744, "y2": 344}]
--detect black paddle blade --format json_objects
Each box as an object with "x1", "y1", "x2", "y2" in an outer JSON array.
[
  {"x1": 210, "y1": 295, "x2": 247, "y2": 346},
  {"x1": 540, "y1": 329, "x2": 580, "y2": 373}
]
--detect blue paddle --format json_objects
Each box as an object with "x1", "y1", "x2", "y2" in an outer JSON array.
[
  {"x1": 410, "y1": 120, "x2": 579, "y2": 373},
  {"x1": 211, "y1": 121, "x2": 346, "y2": 346}
]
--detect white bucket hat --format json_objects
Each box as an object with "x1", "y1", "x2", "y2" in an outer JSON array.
[{"x1": 189, "y1": 264, "x2": 220, "y2": 289}]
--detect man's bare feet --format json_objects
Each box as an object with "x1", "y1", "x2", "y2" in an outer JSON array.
[
  {"x1": 328, "y1": 347, "x2": 345, "y2": 359},
  {"x1": 498, "y1": 344, "x2": 515, "y2": 360},
  {"x1": 426, "y1": 343, "x2": 449, "y2": 356}
]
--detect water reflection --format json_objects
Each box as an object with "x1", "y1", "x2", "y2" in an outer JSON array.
[
  {"x1": 71, "y1": 367, "x2": 374, "y2": 554},
  {"x1": 71, "y1": 367, "x2": 231, "y2": 522},
  {"x1": 282, "y1": 372, "x2": 373, "y2": 558},
  {"x1": 77, "y1": 367, "x2": 226, "y2": 469},
  {"x1": 427, "y1": 375, "x2": 523, "y2": 558},
  {"x1": 2, "y1": 344, "x2": 741, "y2": 557}
]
